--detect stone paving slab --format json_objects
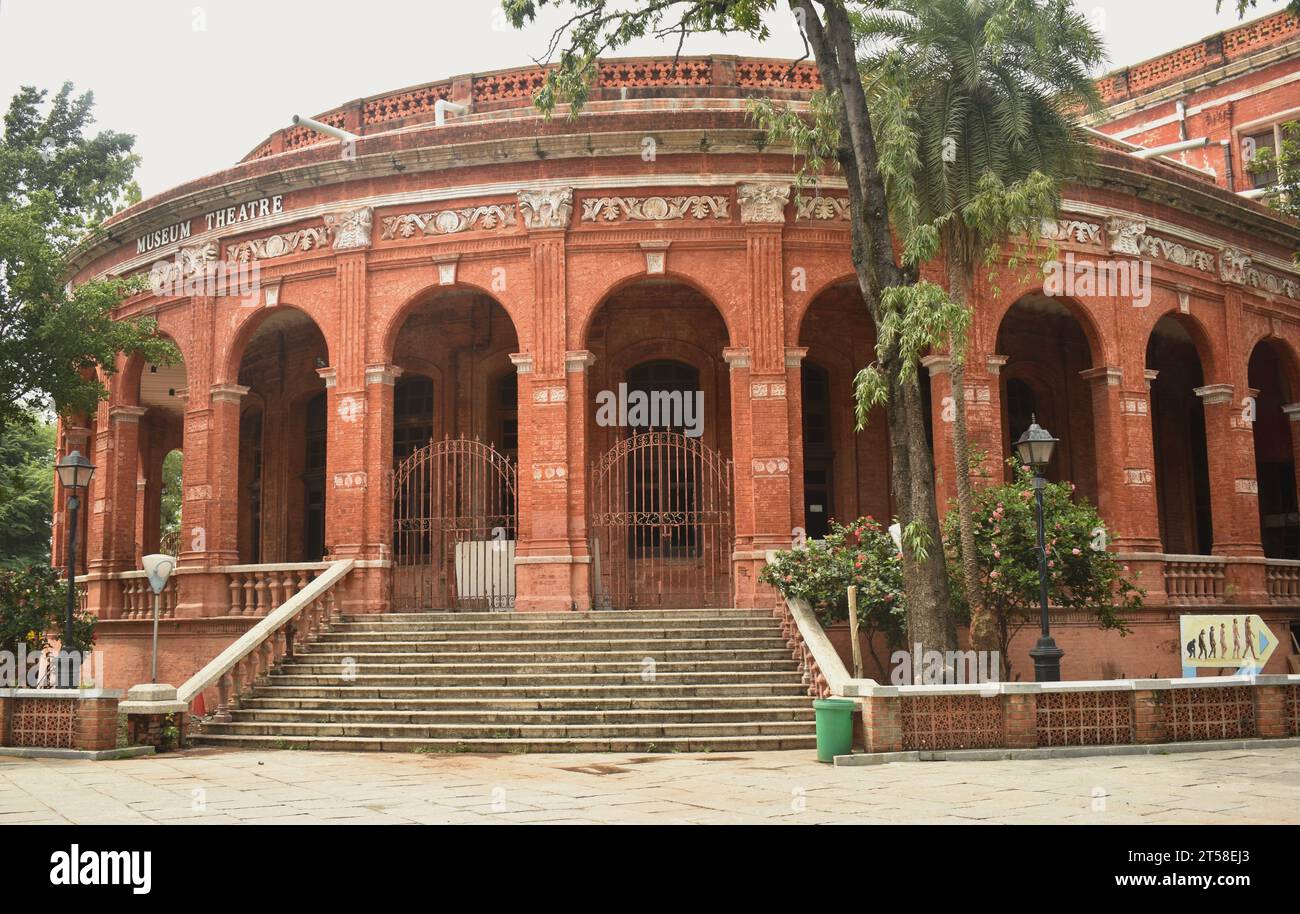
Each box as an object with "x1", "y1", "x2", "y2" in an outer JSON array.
[{"x1": 0, "y1": 745, "x2": 1294, "y2": 824}]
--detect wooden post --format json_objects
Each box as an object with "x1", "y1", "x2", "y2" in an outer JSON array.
[{"x1": 847, "y1": 585, "x2": 863, "y2": 679}]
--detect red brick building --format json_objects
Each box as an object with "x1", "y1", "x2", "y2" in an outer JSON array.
[{"x1": 58, "y1": 16, "x2": 1300, "y2": 687}]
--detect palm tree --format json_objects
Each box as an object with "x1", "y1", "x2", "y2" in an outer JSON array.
[{"x1": 856, "y1": 0, "x2": 1104, "y2": 655}]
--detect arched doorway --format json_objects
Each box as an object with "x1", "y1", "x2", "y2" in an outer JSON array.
[
  {"x1": 1147, "y1": 314, "x2": 1213, "y2": 555},
  {"x1": 585, "y1": 279, "x2": 733, "y2": 608},
  {"x1": 1249, "y1": 339, "x2": 1300, "y2": 558},
  {"x1": 996, "y1": 294, "x2": 1098, "y2": 501},
  {"x1": 388, "y1": 289, "x2": 520, "y2": 610},
  {"x1": 231, "y1": 308, "x2": 330, "y2": 563},
  {"x1": 796, "y1": 282, "x2": 891, "y2": 533}
]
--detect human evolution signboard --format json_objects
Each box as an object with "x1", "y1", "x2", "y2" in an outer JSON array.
[
  {"x1": 1179, "y1": 613, "x2": 1277, "y2": 674},
  {"x1": 135, "y1": 194, "x2": 287, "y2": 254}
]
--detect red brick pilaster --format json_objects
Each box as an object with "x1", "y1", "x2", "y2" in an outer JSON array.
[
  {"x1": 1002, "y1": 691, "x2": 1038, "y2": 749},
  {"x1": 732, "y1": 183, "x2": 795, "y2": 607},
  {"x1": 1255, "y1": 684, "x2": 1288, "y2": 738},
  {"x1": 862, "y1": 694, "x2": 903, "y2": 753},
  {"x1": 513, "y1": 187, "x2": 585, "y2": 611},
  {"x1": 1198, "y1": 382, "x2": 1267, "y2": 600},
  {"x1": 922, "y1": 355, "x2": 956, "y2": 511},
  {"x1": 1133, "y1": 687, "x2": 1167, "y2": 744},
  {"x1": 75, "y1": 695, "x2": 120, "y2": 752}
]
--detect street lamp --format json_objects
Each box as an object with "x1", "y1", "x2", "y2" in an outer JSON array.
[
  {"x1": 55, "y1": 450, "x2": 96, "y2": 687},
  {"x1": 141, "y1": 554, "x2": 177, "y2": 682},
  {"x1": 1014, "y1": 416, "x2": 1064, "y2": 682}
]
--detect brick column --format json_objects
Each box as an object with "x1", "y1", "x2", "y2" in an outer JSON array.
[
  {"x1": 1002, "y1": 690, "x2": 1038, "y2": 749},
  {"x1": 1255, "y1": 683, "x2": 1289, "y2": 738},
  {"x1": 732, "y1": 182, "x2": 796, "y2": 607},
  {"x1": 362, "y1": 363, "x2": 401, "y2": 607},
  {"x1": 1285, "y1": 403, "x2": 1300, "y2": 511},
  {"x1": 173, "y1": 382, "x2": 246, "y2": 617},
  {"x1": 1133, "y1": 686, "x2": 1168, "y2": 744},
  {"x1": 922, "y1": 356, "x2": 956, "y2": 511},
  {"x1": 862, "y1": 693, "x2": 903, "y2": 753},
  {"x1": 513, "y1": 187, "x2": 587, "y2": 611},
  {"x1": 1197, "y1": 382, "x2": 1267, "y2": 600}
]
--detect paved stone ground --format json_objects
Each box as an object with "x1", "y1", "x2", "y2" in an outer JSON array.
[{"x1": 0, "y1": 746, "x2": 1296, "y2": 824}]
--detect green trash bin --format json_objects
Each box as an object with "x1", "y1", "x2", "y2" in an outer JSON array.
[{"x1": 812, "y1": 698, "x2": 856, "y2": 763}]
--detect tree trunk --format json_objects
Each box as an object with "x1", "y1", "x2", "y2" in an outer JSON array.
[
  {"x1": 800, "y1": 0, "x2": 957, "y2": 660},
  {"x1": 945, "y1": 256, "x2": 999, "y2": 655}
]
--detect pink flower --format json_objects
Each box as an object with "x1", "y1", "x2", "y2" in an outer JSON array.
[
  {"x1": 993, "y1": 550, "x2": 1001, "y2": 559},
  {"x1": 1048, "y1": 560, "x2": 1055, "y2": 568},
  {"x1": 1071, "y1": 548, "x2": 1081, "y2": 555},
  {"x1": 990, "y1": 570, "x2": 1000, "y2": 579}
]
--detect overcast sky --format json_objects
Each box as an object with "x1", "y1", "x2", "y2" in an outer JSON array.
[{"x1": 0, "y1": 0, "x2": 1289, "y2": 199}]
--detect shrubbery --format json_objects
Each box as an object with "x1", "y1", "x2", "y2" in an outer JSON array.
[
  {"x1": 761, "y1": 466, "x2": 1144, "y2": 682},
  {"x1": 760, "y1": 517, "x2": 906, "y2": 678}
]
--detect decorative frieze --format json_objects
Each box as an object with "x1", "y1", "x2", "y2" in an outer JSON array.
[
  {"x1": 1105, "y1": 218, "x2": 1214, "y2": 272},
  {"x1": 325, "y1": 206, "x2": 373, "y2": 250},
  {"x1": 1219, "y1": 246, "x2": 1300, "y2": 299},
  {"x1": 751, "y1": 457, "x2": 791, "y2": 476},
  {"x1": 333, "y1": 471, "x2": 367, "y2": 489},
  {"x1": 531, "y1": 463, "x2": 568, "y2": 482},
  {"x1": 736, "y1": 182, "x2": 791, "y2": 224},
  {"x1": 794, "y1": 195, "x2": 850, "y2": 221},
  {"x1": 751, "y1": 381, "x2": 787, "y2": 399},
  {"x1": 532, "y1": 386, "x2": 566, "y2": 404},
  {"x1": 581, "y1": 194, "x2": 729, "y2": 223},
  {"x1": 380, "y1": 204, "x2": 516, "y2": 240},
  {"x1": 1119, "y1": 395, "x2": 1148, "y2": 415},
  {"x1": 518, "y1": 187, "x2": 573, "y2": 229},
  {"x1": 1040, "y1": 218, "x2": 1101, "y2": 245},
  {"x1": 227, "y1": 228, "x2": 329, "y2": 263},
  {"x1": 150, "y1": 242, "x2": 220, "y2": 286}
]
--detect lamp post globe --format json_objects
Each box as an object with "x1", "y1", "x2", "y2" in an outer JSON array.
[
  {"x1": 55, "y1": 450, "x2": 96, "y2": 687},
  {"x1": 1014, "y1": 417, "x2": 1064, "y2": 682}
]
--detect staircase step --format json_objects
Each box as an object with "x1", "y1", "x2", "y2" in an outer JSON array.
[
  {"x1": 191, "y1": 607, "x2": 815, "y2": 755},
  {"x1": 227, "y1": 707, "x2": 814, "y2": 725},
  {"x1": 190, "y1": 733, "x2": 818, "y2": 753}
]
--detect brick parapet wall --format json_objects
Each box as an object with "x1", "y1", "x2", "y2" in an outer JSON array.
[
  {"x1": 0, "y1": 690, "x2": 121, "y2": 752},
  {"x1": 848, "y1": 676, "x2": 1299, "y2": 755}
]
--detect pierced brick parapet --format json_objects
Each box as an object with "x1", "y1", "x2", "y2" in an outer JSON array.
[
  {"x1": 842, "y1": 675, "x2": 1300, "y2": 755},
  {"x1": 0, "y1": 689, "x2": 122, "y2": 752}
]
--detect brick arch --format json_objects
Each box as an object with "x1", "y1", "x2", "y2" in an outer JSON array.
[
  {"x1": 990, "y1": 285, "x2": 1109, "y2": 369},
  {"x1": 113, "y1": 330, "x2": 189, "y2": 408},
  {"x1": 1145, "y1": 308, "x2": 1218, "y2": 384},
  {"x1": 792, "y1": 275, "x2": 874, "y2": 345},
  {"x1": 379, "y1": 280, "x2": 524, "y2": 366},
  {"x1": 220, "y1": 304, "x2": 333, "y2": 384},
  {"x1": 1246, "y1": 333, "x2": 1300, "y2": 400},
  {"x1": 576, "y1": 267, "x2": 740, "y2": 352}
]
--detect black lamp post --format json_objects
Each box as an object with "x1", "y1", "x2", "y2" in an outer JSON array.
[
  {"x1": 55, "y1": 450, "x2": 96, "y2": 687},
  {"x1": 1014, "y1": 416, "x2": 1064, "y2": 682}
]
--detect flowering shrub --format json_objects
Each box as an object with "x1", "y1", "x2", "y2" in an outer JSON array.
[
  {"x1": 760, "y1": 517, "x2": 906, "y2": 677},
  {"x1": 944, "y1": 462, "x2": 1142, "y2": 679}
]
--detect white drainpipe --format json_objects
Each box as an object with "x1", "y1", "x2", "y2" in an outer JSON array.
[
  {"x1": 435, "y1": 99, "x2": 469, "y2": 126},
  {"x1": 291, "y1": 114, "x2": 359, "y2": 143}
]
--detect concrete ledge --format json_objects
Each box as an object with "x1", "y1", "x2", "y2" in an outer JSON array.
[
  {"x1": 832, "y1": 735, "x2": 1300, "y2": 766},
  {"x1": 0, "y1": 688, "x2": 123, "y2": 699},
  {"x1": 0, "y1": 745, "x2": 155, "y2": 761},
  {"x1": 841, "y1": 672, "x2": 1300, "y2": 697}
]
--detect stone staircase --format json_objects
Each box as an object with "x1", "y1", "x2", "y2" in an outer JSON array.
[{"x1": 192, "y1": 608, "x2": 817, "y2": 753}]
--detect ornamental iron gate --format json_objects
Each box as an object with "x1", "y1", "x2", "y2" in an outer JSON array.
[
  {"x1": 589, "y1": 431, "x2": 733, "y2": 609},
  {"x1": 391, "y1": 437, "x2": 517, "y2": 611}
]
